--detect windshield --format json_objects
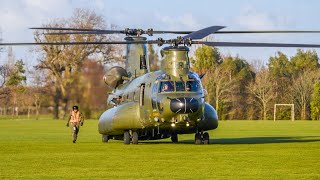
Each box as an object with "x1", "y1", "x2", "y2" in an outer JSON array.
[
  {"x1": 159, "y1": 81, "x2": 174, "y2": 92},
  {"x1": 158, "y1": 80, "x2": 202, "y2": 93},
  {"x1": 176, "y1": 81, "x2": 185, "y2": 92},
  {"x1": 186, "y1": 81, "x2": 201, "y2": 92}
]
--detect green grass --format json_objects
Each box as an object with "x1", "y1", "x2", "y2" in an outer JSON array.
[{"x1": 0, "y1": 120, "x2": 320, "y2": 179}]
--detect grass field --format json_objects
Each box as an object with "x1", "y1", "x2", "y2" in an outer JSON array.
[{"x1": 0, "y1": 120, "x2": 320, "y2": 179}]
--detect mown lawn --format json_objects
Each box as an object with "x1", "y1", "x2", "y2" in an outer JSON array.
[{"x1": 0, "y1": 119, "x2": 319, "y2": 179}]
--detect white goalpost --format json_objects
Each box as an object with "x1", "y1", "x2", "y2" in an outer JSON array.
[{"x1": 273, "y1": 104, "x2": 295, "y2": 122}]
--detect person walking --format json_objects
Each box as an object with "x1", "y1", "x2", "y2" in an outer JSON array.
[{"x1": 66, "y1": 105, "x2": 84, "y2": 143}]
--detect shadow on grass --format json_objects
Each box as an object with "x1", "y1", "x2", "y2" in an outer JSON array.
[{"x1": 140, "y1": 136, "x2": 320, "y2": 145}]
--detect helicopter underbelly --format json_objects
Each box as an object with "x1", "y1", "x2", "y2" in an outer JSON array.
[{"x1": 98, "y1": 101, "x2": 218, "y2": 138}]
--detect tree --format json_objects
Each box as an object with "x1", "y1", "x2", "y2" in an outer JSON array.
[
  {"x1": 5, "y1": 60, "x2": 26, "y2": 116},
  {"x1": 311, "y1": 81, "x2": 320, "y2": 120},
  {"x1": 291, "y1": 71, "x2": 318, "y2": 120},
  {"x1": 291, "y1": 49, "x2": 319, "y2": 76},
  {"x1": 269, "y1": 52, "x2": 293, "y2": 78},
  {"x1": 192, "y1": 45, "x2": 222, "y2": 74},
  {"x1": 192, "y1": 45, "x2": 254, "y2": 120},
  {"x1": 204, "y1": 66, "x2": 236, "y2": 119},
  {"x1": 34, "y1": 9, "x2": 114, "y2": 119},
  {"x1": 248, "y1": 68, "x2": 274, "y2": 120},
  {"x1": 220, "y1": 56, "x2": 254, "y2": 119},
  {"x1": 148, "y1": 44, "x2": 159, "y2": 71},
  {"x1": 76, "y1": 59, "x2": 110, "y2": 118}
]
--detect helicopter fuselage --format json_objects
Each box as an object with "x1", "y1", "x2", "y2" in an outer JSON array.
[{"x1": 98, "y1": 69, "x2": 218, "y2": 140}]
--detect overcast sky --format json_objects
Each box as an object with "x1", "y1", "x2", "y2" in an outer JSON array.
[{"x1": 1, "y1": 0, "x2": 320, "y2": 65}]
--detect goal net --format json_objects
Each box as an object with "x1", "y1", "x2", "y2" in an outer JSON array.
[{"x1": 273, "y1": 104, "x2": 295, "y2": 121}]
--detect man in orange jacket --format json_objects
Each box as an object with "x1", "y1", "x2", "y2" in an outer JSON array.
[{"x1": 66, "y1": 106, "x2": 84, "y2": 143}]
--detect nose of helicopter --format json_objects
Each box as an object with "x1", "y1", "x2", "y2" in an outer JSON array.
[{"x1": 170, "y1": 98, "x2": 199, "y2": 114}]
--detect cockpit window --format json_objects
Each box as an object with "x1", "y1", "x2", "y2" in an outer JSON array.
[
  {"x1": 175, "y1": 81, "x2": 185, "y2": 92},
  {"x1": 186, "y1": 81, "x2": 201, "y2": 92},
  {"x1": 159, "y1": 81, "x2": 174, "y2": 92}
]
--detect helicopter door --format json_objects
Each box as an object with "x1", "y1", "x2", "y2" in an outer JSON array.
[{"x1": 140, "y1": 84, "x2": 145, "y2": 106}]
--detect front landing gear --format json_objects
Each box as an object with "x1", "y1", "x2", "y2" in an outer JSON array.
[
  {"x1": 171, "y1": 133, "x2": 178, "y2": 143},
  {"x1": 195, "y1": 132, "x2": 210, "y2": 144}
]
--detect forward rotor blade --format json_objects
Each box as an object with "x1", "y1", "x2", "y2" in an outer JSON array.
[
  {"x1": 183, "y1": 26, "x2": 225, "y2": 40},
  {"x1": 33, "y1": 27, "x2": 196, "y2": 36},
  {"x1": 214, "y1": 30, "x2": 320, "y2": 34},
  {"x1": 45, "y1": 30, "x2": 195, "y2": 35},
  {"x1": 197, "y1": 41, "x2": 320, "y2": 48}
]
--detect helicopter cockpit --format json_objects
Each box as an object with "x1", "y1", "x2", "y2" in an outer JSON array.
[
  {"x1": 156, "y1": 73, "x2": 202, "y2": 93},
  {"x1": 158, "y1": 80, "x2": 202, "y2": 93}
]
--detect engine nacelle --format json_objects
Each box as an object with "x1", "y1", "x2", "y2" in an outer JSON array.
[{"x1": 103, "y1": 66, "x2": 128, "y2": 89}]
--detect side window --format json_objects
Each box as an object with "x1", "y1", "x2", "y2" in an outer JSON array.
[
  {"x1": 140, "y1": 84, "x2": 145, "y2": 106},
  {"x1": 152, "y1": 83, "x2": 158, "y2": 110}
]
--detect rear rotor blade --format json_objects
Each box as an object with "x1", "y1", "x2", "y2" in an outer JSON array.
[
  {"x1": 0, "y1": 41, "x2": 154, "y2": 46},
  {"x1": 30, "y1": 27, "x2": 108, "y2": 32},
  {"x1": 196, "y1": 41, "x2": 320, "y2": 48},
  {"x1": 45, "y1": 31, "x2": 122, "y2": 35},
  {"x1": 183, "y1": 26, "x2": 225, "y2": 40}
]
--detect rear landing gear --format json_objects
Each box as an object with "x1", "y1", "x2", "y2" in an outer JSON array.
[
  {"x1": 124, "y1": 131, "x2": 130, "y2": 144},
  {"x1": 123, "y1": 131, "x2": 139, "y2": 145},
  {"x1": 102, "y1": 134, "x2": 109, "y2": 143},
  {"x1": 195, "y1": 132, "x2": 210, "y2": 145},
  {"x1": 132, "y1": 131, "x2": 138, "y2": 144}
]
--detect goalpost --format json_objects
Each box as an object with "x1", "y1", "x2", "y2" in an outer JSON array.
[{"x1": 273, "y1": 104, "x2": 295, "y2": 122}]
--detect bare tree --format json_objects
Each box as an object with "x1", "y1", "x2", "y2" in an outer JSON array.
[
  {"x1": 248, "y1": 68, "x2": 275, "y2": 120},
  {"x1": 291, "y1": 71, "x2": 319, "y2": 120},
  {"x1": 34, "y1": 9, "x2": 116, "y2": 119},
  {"x1": 203, "y1": 66, "x2": 236, "y2": 117}
]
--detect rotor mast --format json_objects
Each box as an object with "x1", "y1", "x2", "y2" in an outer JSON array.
[
  {"x1": 124, "y1": 36, "x2": 149, "y2": 78},
  {"x1": 160, "y1": 46, "x2": 190, "y2": 79}
]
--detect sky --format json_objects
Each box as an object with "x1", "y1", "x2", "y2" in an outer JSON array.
[{"x1": 1, "y1": 0, "x2": 320, "y2": 66}]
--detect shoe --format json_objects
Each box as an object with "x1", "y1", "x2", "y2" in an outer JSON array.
[{"x1": 73, "y1": 140, "x2": 76, "y2": 143}]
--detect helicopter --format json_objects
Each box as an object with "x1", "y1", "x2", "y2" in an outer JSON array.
[{"x1": 2, "y1": 26, "x2": 320, "y2": 144}]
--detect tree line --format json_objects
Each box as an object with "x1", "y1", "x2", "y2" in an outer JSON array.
[{"x1": 192, "y1": 46, "x2": 320, "y2": 120}]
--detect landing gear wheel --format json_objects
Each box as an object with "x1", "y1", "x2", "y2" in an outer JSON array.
[
  {"x1": 195, "y1": 133, "x2": 202, "y2": 144},
  {"x1": 132, "y1": 131, "x2": 138, "y2": 144},
  {"x1": 171, "y1": 133, "x2": 178, "y2": 143},
  {"x1": 123, "y1": 131, "x2": 130, "y2": 145},
  {"x1": 203, "y1": 132, "x2": 209, "y2": 144},
  {"x1": 102, "y1": 135, "x2": 109, "y2": 143}
]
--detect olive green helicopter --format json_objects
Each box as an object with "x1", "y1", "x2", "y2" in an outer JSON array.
[{"x1": 2, "y1": 26, "x2": 320, "y2": 144}]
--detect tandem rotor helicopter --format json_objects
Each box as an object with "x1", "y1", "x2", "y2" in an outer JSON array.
[{"x1": 2, "y1": 26, "x2": 320, "y2": 144}]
